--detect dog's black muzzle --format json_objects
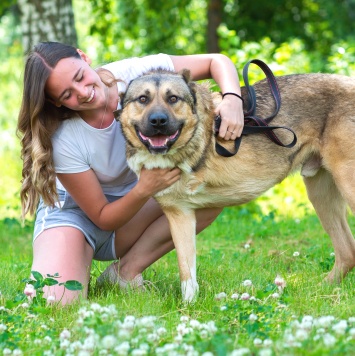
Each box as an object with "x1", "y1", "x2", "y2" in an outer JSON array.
[{"x1": 136, "y1": 110, "x2": 182, "y2": 155}]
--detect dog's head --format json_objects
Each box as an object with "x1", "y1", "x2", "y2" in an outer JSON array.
[{"x1": 118, "y1": 69, "x2": 203, "y2": 156}]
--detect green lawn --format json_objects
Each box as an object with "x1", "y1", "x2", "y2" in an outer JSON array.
[{"x1": 1, "y1": 175, "x2": 355, "y2": 355}]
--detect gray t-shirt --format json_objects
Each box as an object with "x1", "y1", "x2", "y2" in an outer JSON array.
[{"x1": 52, "y1": 54, "x2": 174, "y2": 195}]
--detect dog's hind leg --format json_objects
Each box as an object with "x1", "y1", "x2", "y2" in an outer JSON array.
[
  {"x1": 303, "y1": 168, "x2": 355, "y2": 282},
  {"x1": 163, "y1": 207, "x2": 199, "y2": 302}
]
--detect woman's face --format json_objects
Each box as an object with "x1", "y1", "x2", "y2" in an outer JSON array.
[{"x1": 45, "y1": 52, "x2": 106, "y2": 112}]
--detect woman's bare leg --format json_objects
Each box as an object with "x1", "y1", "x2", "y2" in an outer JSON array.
[
  {"x1": 32, "y1": 227, "x2": 94, "y2": 304},
  {"x1": 114, "y1": 198, "x2": 222, "y2": 280}
]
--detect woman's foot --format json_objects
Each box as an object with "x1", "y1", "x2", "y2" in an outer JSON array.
[{"x1": 96, "y1": 262, "x2": 144, "y2": 289}]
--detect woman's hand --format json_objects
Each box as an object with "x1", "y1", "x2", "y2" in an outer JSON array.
[
  {"x1": 215, "y1": 95, "x2": 244, "y2": 140},
  {"x1": 134, "y1": 167, "x2": 181, "y2": 198}
]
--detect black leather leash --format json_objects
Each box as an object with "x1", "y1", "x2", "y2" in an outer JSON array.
[{"x1": 215, "y1": 59, "x2": 297, "y2": 157}]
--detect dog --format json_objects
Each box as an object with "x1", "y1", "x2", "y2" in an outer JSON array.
[{"x1": 117, "y1": 65, "x2": 355, "y2": 302}]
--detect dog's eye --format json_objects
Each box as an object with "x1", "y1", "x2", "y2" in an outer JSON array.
[
  {"x1": 168, "y1": 96, "x2": 178, "y2": 104},
  {"x1": 138, "y1": 96, "x2": 148, "y2": 103}
]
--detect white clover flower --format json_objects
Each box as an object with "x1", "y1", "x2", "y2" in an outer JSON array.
[
  {"x1": 82, "y1": 335, "x2": 96, "y2": 351},
  {"x1": 190, "y1": 319, "x2": 201, "y2": 329},
  {"x1": 3, "y1": 348, "x2": 12, "y2": 355},
  {"x1": 156, "y1": 327, "x2": 167, "y2": 336},
  {"x1": 244, "y1": 243, "x2": 250, "y2": 249},
  {"x1": 263, "y1": 339, "x2": 273, "y2": 346},
  {"x1": 102, "y1": 335, "x2": 117, "y2": 349},
  {"x1": 24, "y1": 284, "x2": 36, "y2": 299},
  {"x1": 180, "y1": 315, "x2": 189, "y2": 323},
  {"x1": 259, "y1": 349, "x2": 272, "y2": 356},
  {"x1": 44, "y1": 336, "x2": 52, "y2": 343},
  {"x1": 13, "y1": 350, "x2": 23, "y2": 356},
  {"x1": 124, "y1": 315, "x2": 136, "y2": 324},
  {"x1": 118, "y1": 329, "x2": 131, "y2": 339},
  {"x1": 242, "y1": 279, "x2": 253, "y2": 287},
  {"x1": 114, "y1": 341, "x2": 130, "y2": 356},
  {"x1": 294, "y1": 218, "x2": 301, "y2": 224},
  {"x1": 175, "y1": 334, "x2": 183, "y2": 342},
  {"x1": 253, "y1": 338, "x2": 263, "y2": 346},
  {"x1": 295, "y1": 329, "x2": 309, "y2": 341},
  {"x1": 271, "y1": 292, "x2": 280, "y2": 299},
  {"x1": 302, "y1": 315, "x2": 313, "y2": 323},
  {"x1": 220, "y1": 305, "x2": 228, "y2": 311},
  {"x1": 122, "y1": 320, "x2": 135, "y2": 331},
  {"x1": 349, "y1": 328, "x2": 355, "y2": 338},
  {"x1": 332, "y1": 320, "x2": 347, "y2": 335},
  {"x1": 249, "y1": 313, "x2": 258, "y2": 322},
  {"x1": 330, "y1": 252, "x2": 335, "y2": 256},
  {"x1": 249, "y1": 296, "x2": 257, "y2": 301},
  {"x1": 0, "y1": 324, "x2": 7, "y2": 332},
  {"x1": 316, "y1": 328, "x2": 325, "y2": 334},
  {"x1": 41, "y1": 324, "x2": 49, "y2": 330},
  {"x1": 60, "y1": 329, "x2": 71, "y2": 340},
  {"x1": 131, "y1": 348, "x2": 147, "y2": 356},
  {"x1": 78, "y1": 351, "x2": 91, "y2": 356},
  {"x1": 323, "y1": 333, "x2": 337, "y2": 347},
  {"x1": 206, "y1": 321, "x2": 217, "y2": 333},
  {"x1": 230, "y1": 348, "x2": 251, "y2": 356},
  {"x1": 274, "y1": 275, "x2": 286, "y2": 290},
  {"x1": 60, "y1": 339, "x2": 71, "y2": 349},
  {"x1": 20, "y1": 302, "x2": 29, "y2": 308},
  {"x1": 46, "y1": 295, "x2": 56, "y2": 304},
  {"x1": 315, "y1": 316, "x2": 335, "y2": 328},
  {"x1": 177, "y1": 323, "x2": 189, "y2": 335},
  {"x1": 138, "y1": 316, "x2": 156, "y2": 329},
  {"x1": 348, "y1": 317, "x2": 355, "y2": 324},
  {"x1": 90, "y1": 303, "x2": 102, "y2": 312},
  {"x1": 215, "y1": 292, "x2": 227, "y2": 300},
  {"x1": 200, "y1": 329, "x2": 209, "y2": 339},
  {"x1": 34, "y1": 339, "x2": 41, "y2": 345},
  {"x1": 146, "y1": 333, "x2": 158, "y2": 342},
  {"x1": 202, "y1": 353, "x2": 214, "y2": 356},
  {"x1": 240, "y1": 293, "x2": 250, "y2": 300},
  {"x1": 98, "y1": 350, "x2": 108, "y2": 355},
  {"x1": 138, "y1": 327, "x2": 147, "y2": 335},
  {"x1": 293, "y1": 251, "x2": 300, "y2": 257},
  {"x1": 101, "y1": 313, "x2": 109, "y2": 322},
  {"x1": 300, "y1": 320, "x2": 313, "y2": 331},
  {"x1": 231, "y1": 293, "x2": 239, "y2": 299}
]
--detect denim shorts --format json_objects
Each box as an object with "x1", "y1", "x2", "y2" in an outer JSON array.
[{"x1": 33, "y1": 189, "x2": 121, "y2": 261}]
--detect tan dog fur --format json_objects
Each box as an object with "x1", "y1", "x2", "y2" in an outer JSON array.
[{"x1": 118, "y1": 69, "x2": 355, "y2": 302}]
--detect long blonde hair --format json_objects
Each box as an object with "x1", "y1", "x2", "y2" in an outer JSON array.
[{"x1": 17, "y1": 42, "x2": 83, "y2": 218}]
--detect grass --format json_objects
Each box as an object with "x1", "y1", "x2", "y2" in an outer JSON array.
[{"x1": 1, "y1": 175, "x2": 355, "y2": 355}]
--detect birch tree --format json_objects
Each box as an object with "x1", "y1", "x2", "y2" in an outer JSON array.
[{"x1": 18, "y1": 0, "x2": 77, "y2": 53}]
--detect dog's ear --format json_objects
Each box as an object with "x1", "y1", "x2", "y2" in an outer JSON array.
[
  {"x1": 178, "y1": 68, "x2": 197, "y2": 114},
  {"x1": 179, "y1": 68, "x2": 191, "y2": 83},
  {"x1": 113, "y1": 109, "x2": 122, "y2": 121}
]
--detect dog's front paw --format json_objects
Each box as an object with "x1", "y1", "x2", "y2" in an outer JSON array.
[{"x1": 181, "y1": 279, "x2": 199, "y2": 303}]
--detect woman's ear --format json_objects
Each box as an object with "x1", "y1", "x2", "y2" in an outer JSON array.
[
  {"x1": 77, "y1": 49, "x2": 92, "y2": 65},
  {"x1": 45, "y1": 97, "x2": 61, "y2": 107}
]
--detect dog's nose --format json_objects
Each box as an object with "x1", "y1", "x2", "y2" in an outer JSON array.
[{"x1": 149, "y1": 112, "x2": 168, "y2": 127}]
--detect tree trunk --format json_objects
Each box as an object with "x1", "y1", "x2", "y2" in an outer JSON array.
[
  {"x1": 18, "y1": 0, "x2": 77, "y2": 53},
  {"x1": 207, "y1": 0, "x2": 222, "y2": 53}
]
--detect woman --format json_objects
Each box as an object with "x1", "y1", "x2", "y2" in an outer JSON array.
[{"x1": 17, "y1": 41, "x2": 244, "y2": 304}]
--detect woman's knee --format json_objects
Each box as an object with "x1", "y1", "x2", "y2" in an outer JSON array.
[{"x1": 32, "y1": 227, "x2": 93, "y2": 304}]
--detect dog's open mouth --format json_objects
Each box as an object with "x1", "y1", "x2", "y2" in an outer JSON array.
[{"x1": 138, "y1": 130, "x2": 180, "y2": 154}]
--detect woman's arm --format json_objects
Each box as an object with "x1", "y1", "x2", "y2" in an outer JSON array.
[
  {"x1": 170, "y1": 53, "x2": 244, "y2": 139},
  {"x1": 57, "y1": 167, "x2": 181, "y2": 231}
]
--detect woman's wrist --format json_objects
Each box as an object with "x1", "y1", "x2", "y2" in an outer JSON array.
[{"x1": 222, "y1": 92, "x2": 244, "y2": 103}]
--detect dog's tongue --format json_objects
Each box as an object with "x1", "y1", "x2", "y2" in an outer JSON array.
[
  {"x1": 139, "y1": 131, "x2": 179, "y2": 147},
  {"x1": 148, "y1": 135, "x2": 168, "y2": 147}
]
